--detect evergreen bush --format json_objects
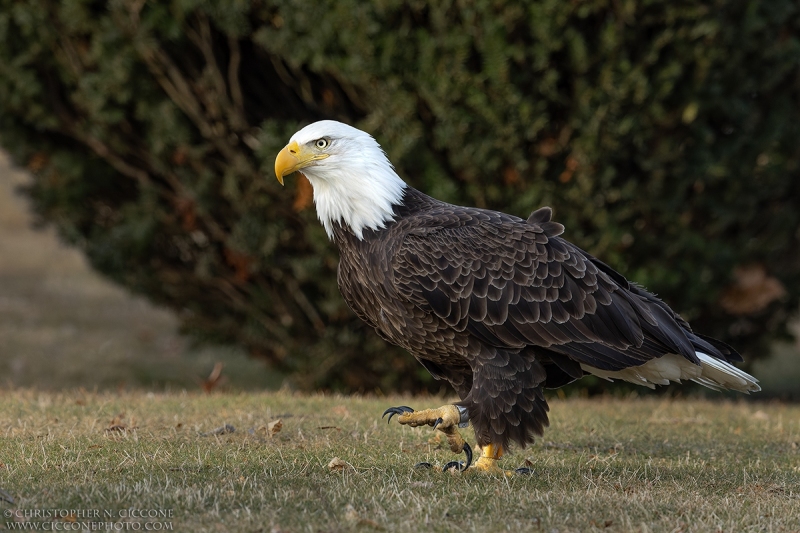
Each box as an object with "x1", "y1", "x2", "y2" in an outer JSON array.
[{"x1": 1, "y1": 0, "x2": 798, "y2": 390}]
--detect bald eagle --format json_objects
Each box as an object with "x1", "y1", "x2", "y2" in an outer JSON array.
[{"x1": 275, "y1": 121, "x2": 759, "y2": 474}]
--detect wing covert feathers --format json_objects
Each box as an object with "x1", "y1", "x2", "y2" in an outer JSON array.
[{"x1": 393, "y1": 206, "x2": 714, "y2": 374}]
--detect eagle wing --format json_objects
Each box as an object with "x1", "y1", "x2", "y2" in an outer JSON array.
[{"x1": 391, "y1": 207, "x2": 731, "y2": 375}]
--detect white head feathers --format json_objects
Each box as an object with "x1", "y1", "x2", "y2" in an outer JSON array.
[{"x1": 285, "y1": 120, "x2": 407, "y2": 240}]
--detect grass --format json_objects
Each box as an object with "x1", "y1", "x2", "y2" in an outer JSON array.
[{"x1": 1, "y1": 389, "x2": 799, "y2": 532}]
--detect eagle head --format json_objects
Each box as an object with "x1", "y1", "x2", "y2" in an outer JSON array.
[{"x1": 275, "y1": 121, "x2": 407, "y2": 240}]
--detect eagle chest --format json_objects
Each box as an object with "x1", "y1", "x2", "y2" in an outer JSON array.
[{"x1": 337, "y1": 245, "x2": 402, "y2": 341}]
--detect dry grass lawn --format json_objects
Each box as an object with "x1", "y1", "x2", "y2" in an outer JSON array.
[{"x1": 1, "y1": 389, "x2": 799, "y2": 532}]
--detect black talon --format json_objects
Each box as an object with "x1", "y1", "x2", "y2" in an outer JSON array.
[
  {"x1": 442, "y1": 460, "x2": 463, "y2": 472},
  {"x1": 414, "y1": 462, "x2": 432, "y2": 469},
  {"x1": 462, "y1": 442, "x2": 473, "y2": 470},
  {"x1": 432, "y1": 417, "x2": 443, "y2": 430},
  {"x1": 514, "y1": 467, "x2": 533, "y2": 475},
  {"x1": 382, "y1": 405, "x2": 414, "y2": 423},
  {"x1": 441, "y1": 442, "x2": 473, "y2": 472}
]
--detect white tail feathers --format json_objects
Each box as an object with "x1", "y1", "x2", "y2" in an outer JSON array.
[
  {"x1": 692, "y1": 352, "x2": 761, "y2": 393},
  {"x1": 581, "y1": 352, "x2": 760, "y2": 393}
]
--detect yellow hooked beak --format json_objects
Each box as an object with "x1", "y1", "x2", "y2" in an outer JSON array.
[{"x1": 274, "y1": 140, "x2": 329, "y2": 185}]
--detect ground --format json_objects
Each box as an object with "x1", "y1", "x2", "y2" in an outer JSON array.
[{"x1": 1, "y1": 390, "x2": 799, "y2": 532}]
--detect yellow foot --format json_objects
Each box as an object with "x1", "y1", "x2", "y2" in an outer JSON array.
[
  {"x1": 471, "y1": 456, "x2": 508, "y2": 475},
  {"x1": 382, "y1": 404, "x2": 472, "y2": 471},
  {"x1": 466, "y1": 444, "x2": 533, "y2": 476},
  {"x1": 383, "y1": 404, "x2": 461, "y2": 429}
]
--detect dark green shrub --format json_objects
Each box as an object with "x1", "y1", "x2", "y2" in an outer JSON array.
[{"x1": 1, "y1": 0, "x2": 798, "y2": 391}]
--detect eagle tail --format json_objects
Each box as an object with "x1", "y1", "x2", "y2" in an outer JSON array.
[
  {"x1": 579, "y1": 351, "x2": 760, "y2": 393},
  {"x1": 691, "y1": 352, "x2": 760, "y2": 393}
]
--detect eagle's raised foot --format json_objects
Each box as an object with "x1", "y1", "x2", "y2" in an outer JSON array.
[
  {"x1": 382, "y1": 404, "x2": 472, "y2": 471},
  {"x1": 382, "y1": 404, "x2": 462, "y2": 430}
]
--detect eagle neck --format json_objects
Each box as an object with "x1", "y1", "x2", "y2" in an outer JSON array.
[
  {"x1": 329, "y1": 188, "x2": 442, "y2": 253},
  {"x1": 302, "y1": 157, "x2": 407, "y2": 240}
]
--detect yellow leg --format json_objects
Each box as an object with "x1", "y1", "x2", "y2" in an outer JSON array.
[
  {"x1": 469, "y1": 444, "x2": 533, "y2": 476},
  {"x1": 472, "y1": 443, "x2": 507, "y2": 474}
]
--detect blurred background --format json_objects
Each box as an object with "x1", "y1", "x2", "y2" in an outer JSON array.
[
  {"x1": 0, "y1": 149, "x2": 283, "y2": 391},
  {"x1": 0, "y1": 1, "x2": 798, "y2": 396}
]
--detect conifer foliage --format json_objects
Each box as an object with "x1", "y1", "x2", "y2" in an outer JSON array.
[{"x1": 1, "y1": 1, "x2": 798, "y2": 390}]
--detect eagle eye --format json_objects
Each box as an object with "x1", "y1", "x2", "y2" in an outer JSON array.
[{"x1": 315, "y1": 138, "x2": 330, "y2": 149}]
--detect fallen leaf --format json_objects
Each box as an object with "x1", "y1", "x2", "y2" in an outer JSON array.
[
  {"x1": 327, "y1": 457, "x2": 351, "y2": 471},
  {"x1": 268, "y1": 419, "x2": 282, "y2": 437}
]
